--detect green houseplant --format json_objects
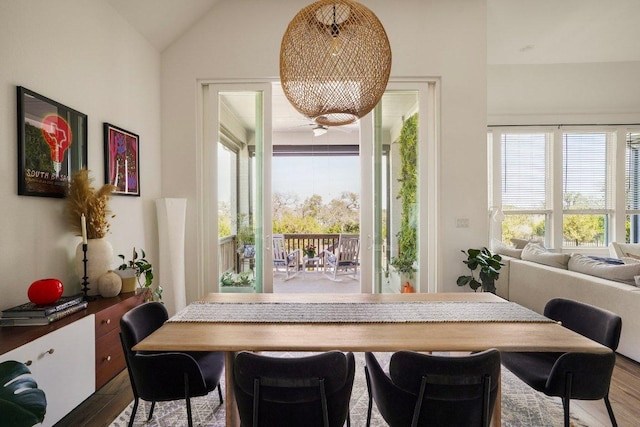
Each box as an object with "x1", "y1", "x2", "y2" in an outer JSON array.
[
  {"x1": 456, "y1": 247, "x2": 504, "y2": 293},
  {"x1": 118, "y1": 247, "x2": 162, "y2": 301},
  {"x1": 220, "y1": 270, "x2": 255, "y2": 292},
  {"x1": 390, "y1": 114, "x2": 418, "y2": 285},
  {"x1": 0, "y1": 360, "x2": 47, "y2": 427},
  {"x1": 236, "y1": 214, "x2": 255, "y2": 259}
]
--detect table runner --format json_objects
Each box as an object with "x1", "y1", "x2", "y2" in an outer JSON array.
[{"x1": 168, "y1": 301, "x2": 553, "y2": 324}]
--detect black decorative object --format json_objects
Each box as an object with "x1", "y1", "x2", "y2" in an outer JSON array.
[{"x1": 81, "y1": 243, "x2": 95, "y2": 301}]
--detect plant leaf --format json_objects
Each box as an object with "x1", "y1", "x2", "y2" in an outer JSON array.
[
  {"x1": 0, "y1": 361, "x2": 46, "y2": 427},
  {"x1": 456, "y1": 276, "x2": 472, "y2": 286}
]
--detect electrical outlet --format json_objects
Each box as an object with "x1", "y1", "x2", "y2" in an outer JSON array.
[{"x1": 456, "y1": 218, "x2": 469, "y2": 228}]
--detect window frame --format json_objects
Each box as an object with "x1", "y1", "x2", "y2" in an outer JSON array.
[{"x1": 489, "y1": 126, "x2": 636, "y2": 252}]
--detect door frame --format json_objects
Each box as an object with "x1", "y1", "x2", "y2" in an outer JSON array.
[{"x1": 197, "y1": 78, "x2": 439, "y2": 295}]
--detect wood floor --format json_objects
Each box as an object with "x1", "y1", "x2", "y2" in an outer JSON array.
[{"x1": 56, "y1": 353, "x2": 640, "y2": 426}]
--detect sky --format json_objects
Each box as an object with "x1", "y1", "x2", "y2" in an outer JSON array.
[{"x1": 272, "y1": 156, "x2": 360, "y2": 202}]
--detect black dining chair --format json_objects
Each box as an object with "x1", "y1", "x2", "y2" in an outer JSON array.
[
  {"x1": 233, "y1": 351, "x2": 355, "y2": 427},
  {"x1": 364, "y1": 349, "x2": 501, "y2": 427},
  {"x1": 119, "y1": 302, "x2": 224, "y2": 427},
  {"x1": 501, "y1": 298, "x2": 622, "y2": 427}
]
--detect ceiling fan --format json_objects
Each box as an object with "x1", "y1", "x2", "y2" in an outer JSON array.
[{"x1": 312, "y1": 124, "x2": 328, "y2": 137}]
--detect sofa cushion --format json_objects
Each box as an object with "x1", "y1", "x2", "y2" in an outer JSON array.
[
  {"x1": 609, "y1": 242, "x2": 640, "y2": 259},
  {"x1": 491, "y1": 239, "x2": 522, "y2": 258},
  {"x1": 521, "y1": 243, "x2": 570, "y2": 269},
  {"x1": 569, "y1": 254, "x2": 640, "y2": 285},
  {"x1": 511, "y1": 238, "x2": 543, "y2": 249}
]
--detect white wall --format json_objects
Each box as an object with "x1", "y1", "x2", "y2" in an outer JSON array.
[
  {"x1": 488, "y1": 61, "x2": 640, "y2": 124},
  {"x1": 0, "y1": 0, "x2": 162, "y2": 310},
  {"x1": 161, "y1": 0, "x2": 488, "y2": 300}
]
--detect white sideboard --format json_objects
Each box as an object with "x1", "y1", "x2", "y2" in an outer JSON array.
[{"x1": 0, "y1": 315, "x2": 95, "y2": 426}]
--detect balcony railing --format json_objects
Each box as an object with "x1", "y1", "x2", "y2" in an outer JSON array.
[{"x1": 219, "y1": 233, "x2": 341, "y2": 274}]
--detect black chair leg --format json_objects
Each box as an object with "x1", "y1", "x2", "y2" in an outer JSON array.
[
  {"x1": 364, "y1": 367, "x2": 373, "y2": 427},
  {"x1": 604, "y1": 395, "x2": 618, "y2": 427},
  {"x1": 147, "y1": 401, "x2": 156, "y2": 421},
  {"x1": 184, "y1": 373, "x2": 193, "y2": 427},
  {"x1": 128, "y1": 397, "x2": 139, "y2": 427},
  {"x1": 186, "y1": 396, "x2": 193, "y2": 427},
  {"x1": 562, "y1": 398, "x2": 570, "y2": 427},
  {"x1": 218, "y1": 383, "x2": 224, "y2": 404}
]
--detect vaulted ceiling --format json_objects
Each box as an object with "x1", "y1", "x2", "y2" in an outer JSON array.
[
  {"x1": 108, "y1": 0, "x2": 640, "y2": 64},
  {"x1": 106, "y1": 0, "x2": 640, "y2": 136}
]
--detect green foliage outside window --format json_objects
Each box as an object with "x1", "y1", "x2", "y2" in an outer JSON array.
[{"x1": 390, "y1": 114, "x2": 418, "y2": 276}]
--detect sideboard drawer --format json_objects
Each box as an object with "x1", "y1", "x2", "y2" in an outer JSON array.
[
  {"x1": 94, "y1": 292, "x2": 144, "y2": 390},
  {"x1": 95, "y1": 295, "x2": 139, "y2": 339},
  {"x1": 95, "y1": 327, "x2": 126, "y2": 390}
]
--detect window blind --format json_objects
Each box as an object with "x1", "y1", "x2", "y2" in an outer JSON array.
[
  {"x1": 562, "y1": 133, "x2": 612, "y2": 210},
  {"x1": 501, "y1": 133, "x2": 547, "y2": 210},
  {"x1": 626, "y1": 132, "x2": 640, "y2": 211}
]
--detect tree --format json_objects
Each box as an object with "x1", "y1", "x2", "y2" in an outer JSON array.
[
  {"x1": 301, "y1": 194, "x2": 323, "y2": 218},
  {"x1": 563, "y1": 214, "x2": 604, "y2": 246}
]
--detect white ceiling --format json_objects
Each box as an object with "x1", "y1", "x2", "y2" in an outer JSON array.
[
  {"x1": 107, "y1": 0, "x2": 640, "y2": 135},
  {"x1": 108, "y1": 0, "x2": 640, "y2": 64},
  {"x1": 488, "y1": 0, "x2": 640, "y2": 65}
]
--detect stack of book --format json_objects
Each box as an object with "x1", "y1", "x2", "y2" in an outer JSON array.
[{"x1": 0, "y1": 294, "x2": 88, "y2": 326}]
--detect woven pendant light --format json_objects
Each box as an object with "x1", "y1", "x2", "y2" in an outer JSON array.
[{"x1": 280, "y1": 0, "x2": 392, "y2": 126}]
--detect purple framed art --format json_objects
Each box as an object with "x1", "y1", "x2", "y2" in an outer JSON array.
[{"x1": 104, "y1": 123, "x2": 140, "y2": 196}]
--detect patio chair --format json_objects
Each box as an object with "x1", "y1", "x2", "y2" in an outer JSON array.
[
  {"x1": 272, "y1": 234, "x2": 300, "y2": 280},
  {"x1": 323, "y1": 234, "x2": 360, "y2": 281}
]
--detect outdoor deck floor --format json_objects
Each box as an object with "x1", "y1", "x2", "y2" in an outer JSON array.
[{"x1": 273, "y1": 270, "x2": 361, "y2": 293}]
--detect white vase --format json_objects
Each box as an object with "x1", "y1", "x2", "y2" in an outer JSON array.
[{"x1": 75, "y1": 238, "x2": 113, "y2": 296}]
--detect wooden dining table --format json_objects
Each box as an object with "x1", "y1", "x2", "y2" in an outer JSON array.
[{"x1": 134, "y1": 292, "x2": 610, "y2": 426}]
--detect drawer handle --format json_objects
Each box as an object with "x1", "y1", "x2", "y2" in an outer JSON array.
[
  {"x1": 103, "y1": 318, "x2": 111, "y2": 325},
  {"x1": 25, "y1": 360, "x2": 33, "y2": 366},
  {"x1": 45, "y1": 348, "x2": 55, "y2": 355},
  {"x1": 104, "y1": 355, "x2": 112, "y2": 362}
]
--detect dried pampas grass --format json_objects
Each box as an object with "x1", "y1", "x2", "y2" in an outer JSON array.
[{"x1": 67, "y1": 169, "x2": 116, "y2": 239}]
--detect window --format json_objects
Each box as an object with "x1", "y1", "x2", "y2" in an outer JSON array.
[
  {"x1": 562, "y1": 132, "x2": 613, "y2": 248},
  {"x1": 490, "y1": 127, "x2": 622, "y2": 250},
  {"x1": 499, "y1": 133, "x2": 549, "y2": 243},
  {"x1": 626, "y1": 132, "x2": 640, "y2": 243}
]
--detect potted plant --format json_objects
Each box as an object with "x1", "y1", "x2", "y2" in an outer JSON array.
[
  {"x1": 303, "y1": 243, "x2": 316, "y2": 258},
  {"x1": 456, "y1": 247, "x2": 504, "y2": 293},
  {"x1": 220, "y1": 270, "x2": 255, "y2": 293},
  {"x1": 117, "y1": 247, "x2": 162, "y2": 301},
  {"x1": 0, "y1": 360, "x2": 47, "y2": 427},
  {"x1": 236, "y1": 215, "x2": 255, "y2": 259}
]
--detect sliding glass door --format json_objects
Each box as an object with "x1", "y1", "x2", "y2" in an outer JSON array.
[{"x1": 200, "y1": 80, "x2": 437, "y2": 294}]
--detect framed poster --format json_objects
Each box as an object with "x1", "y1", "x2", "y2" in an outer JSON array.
[
  {"x1": 17, "y1": 86, "x2": 88, "y2": 197},
  {"x1": 104, "y1": 123, "x2": 140, "y2": 196}
]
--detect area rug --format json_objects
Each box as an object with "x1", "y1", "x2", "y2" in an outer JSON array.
[{"x1": 110, "y1": 352, "x2": 591, "y2": 427}]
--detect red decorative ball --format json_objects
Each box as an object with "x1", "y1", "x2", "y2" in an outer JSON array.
[{"x1": 28, "y1": 278, "x2": 64, "y2": 305}]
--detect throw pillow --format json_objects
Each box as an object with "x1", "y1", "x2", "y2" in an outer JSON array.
[
  {"x1": 511, "y1": 238, "x2": 544, "y2": 249},
  {"x1": 521, "y1": 243, "x2": 571, "y2": 269},
  {"x1": 490, "y1": 239, "x2": 522, "y2": 258},
  {"x1": 569, "y1": 254, "x2": 640, "y2": 285}
]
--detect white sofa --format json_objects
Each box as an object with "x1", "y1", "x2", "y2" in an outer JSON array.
[{"x1": 499, "y1": 255, "x2": 640, "y2": 363}]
